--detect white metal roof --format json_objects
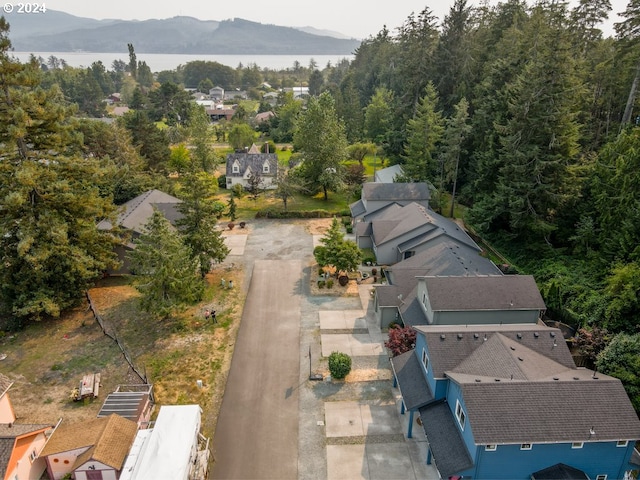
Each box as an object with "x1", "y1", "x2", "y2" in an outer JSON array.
[{"x1": 119, "y1": 405, "x2": 201, "y2": 480}]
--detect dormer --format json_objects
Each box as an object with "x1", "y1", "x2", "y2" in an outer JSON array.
[
  {"x1": 232, "y1": 160, "x2": 240, "y2": 174},
  {"x1": 262, "y1": 161, "x2": 270, "y2": 174}
]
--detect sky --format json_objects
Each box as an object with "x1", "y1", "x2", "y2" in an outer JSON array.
[{"x1": 45, "y1": 0, "x2": 629, "y2": 40}]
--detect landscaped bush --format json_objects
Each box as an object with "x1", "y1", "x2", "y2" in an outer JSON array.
[
  {"x1": 318, "y1": 280, "x2": 326, "y2": 289},
  {"x1": 385, "y1": 326, "x2": 417, "y2": 357},
  {"x1": 342, "y1": 216, "x2": 351, "y2": 226},
  {"x1": 328, "y1": 351, "x2": 352, "y2": 379},
  {"x1": 326, "y1": 279, "x2": 334, "y2": 289},
  {"x1": 371, "y1": 268, "x2": 378, "y2": 276},
  {"x1": 346, "y1": 225, "x2": 353, "y2": 234},
  {"x1": 218, "y1": 175, "x2": 227, "y2": 189},
  {"x1": 338, "y1": 275, "x2": 349, "y2": 286},
  {"x1": 362, "y1": 257, "x2": 375, "y2": 266},
  {"x1": 231, "y1": 183, "x2": 245, "y2": 198},
  {"x1": 228, "y1": 222, "x2": 235, "y2": 230},
  {"x1": 239, "y1": 221, "x2": 246, "y2": 229}
]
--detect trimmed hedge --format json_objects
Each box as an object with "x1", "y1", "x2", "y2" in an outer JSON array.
[{"x1": 255, "y1": 209, "x2": 337, "y2": 218}]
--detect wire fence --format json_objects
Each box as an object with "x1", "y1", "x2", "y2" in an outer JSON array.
[{"x1": 85, "y1": 290, "x2": 149, "y2": 386}]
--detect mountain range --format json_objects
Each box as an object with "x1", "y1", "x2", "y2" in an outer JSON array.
[{"x1": 4, "y1": 10, "x2": 361, "y2": 55}]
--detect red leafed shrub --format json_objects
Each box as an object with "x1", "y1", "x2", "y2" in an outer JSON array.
[{"x1": 385, "y1": 326, "x2": 416, "y2": 357}]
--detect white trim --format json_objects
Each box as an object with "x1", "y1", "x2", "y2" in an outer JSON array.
[
  {"x1": 485, "y1": 444, "x2": 497, "y2": 451},
  {"x1": 617, "y1": 440, "x2": 629, "y2": 447},
  {"x1": 421, "y1": 348, "x2": 429, "y2": 373},
  {"x1": 455, "y1": 400, "x2": 466, "y2": 431},
  {"x1": 571, "y1": 442, "x2": 584, "y2": 449},
  {"x1": 520, "y1": 443, "x2": 532, "y2": 450},
  {"x1": 596, "y1": 475, "x2": 607, "y2": 480}
]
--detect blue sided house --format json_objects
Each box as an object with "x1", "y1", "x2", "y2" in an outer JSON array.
[{"x1": 390, "y1": 324, "x2": 640, "y2": 480}]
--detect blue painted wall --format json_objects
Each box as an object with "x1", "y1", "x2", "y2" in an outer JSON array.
[{"x1": 471, "y1": 440, "x2": 634, "y2": 479}]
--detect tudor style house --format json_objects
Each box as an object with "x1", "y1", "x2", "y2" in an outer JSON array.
[
  {"x1": 225, "y1": 144, "x2": 278, "y2": 190},
  {"x1": 391, "y1": 323, "x2": 640, "y2": 480}
]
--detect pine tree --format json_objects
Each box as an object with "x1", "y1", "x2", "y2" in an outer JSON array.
[
  {"x1": 0, "y1": 19, "x2": 119, "y2": 323},
  {"x1": 401, "y1": 82, "x2": 444, "y2": 182},
  {"x1": 176, "y1": 171, "x2": 228, "y2": 277},
  {"x1": 128, "y1": 211, "x2": 204, "y2": 318}
]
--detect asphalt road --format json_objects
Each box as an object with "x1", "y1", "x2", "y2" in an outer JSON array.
[{"x1": 211, "y1": 258, "x2": 302, "y2": 480}]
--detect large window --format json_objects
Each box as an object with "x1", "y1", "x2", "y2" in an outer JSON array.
[
  {"x1": 421, "y1": 348, "x2": 429, "y2": 373},
  {"x1": 455, "y1": 400, "x2": 466, "y2": 430}
]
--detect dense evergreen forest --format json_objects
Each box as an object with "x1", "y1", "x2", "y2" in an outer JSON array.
[{"x1": 2, "y1": 1, "x2": 640, "y2": 405}]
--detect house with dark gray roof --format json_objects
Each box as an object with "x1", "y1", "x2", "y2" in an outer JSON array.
[
  {"x1": 413, "y1": 275, "x2": 546, "y2": 327},
  {"x1": 225, "y1": 144, "x2": 278, "y2": 191},
  {"x1": 349, "y1": 182, "x2": 431, "y2": 222},
  {"x1": 373, "y1": 240, "x2": 502, "y2": 328},
  {"x1": 97, "y1": 189, "x2": 183, "y2": 274},
  {"x1": 390, "y1": 324, "x2": 640, "y2": 480},
  {"x1": 355, "y1": 202, "x2": 477, "y2": 265}
]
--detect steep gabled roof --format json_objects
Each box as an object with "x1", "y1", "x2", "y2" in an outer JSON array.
[
  {"x1": 532, "y1": 463, "x2": 589, "y2": 480},
  {"x1": 371, "y1": 203, "x2": 435, "y2": 245},
  {"x1": 225, "y1": 150, "x2": 278, "y2": 178},
  {"x1": 41, "y1": 414, "x2": 137, "y2": 470},
  {"x1": 423, "y1": 275, "x2": 546, "y2": 312},
  {"x1": 97, "y1": 189, "x2": 182, "y2": 234},
  {"x1": 0, "y1": 374, "x2": 12, "y2": 399},
  {"x1": 362, "y1": 182, "x2": 430, "y2": 202}
]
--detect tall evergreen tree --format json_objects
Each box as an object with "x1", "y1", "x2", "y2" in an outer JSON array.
[
  {"x1": 128, "y1": 211, "x2": 204, "y2": 318},
  {"x1": 176, "y1": 171, "x2": 228, "y2": 277},
  {"x1": 294, "y1": 92, "x2": 348, "y2": 200},
  {"x1": 0, "y1": 19, "x2": 118, "y2": 323},
  {"x1": 401, "y1": 82, "x2": 444, "y2": 182}
]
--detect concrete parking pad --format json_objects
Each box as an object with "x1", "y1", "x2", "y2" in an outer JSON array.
[
  {"x1": 366, "y1": 443, "x2": 420, "y2": 480},
  {"x1": 321, "y1": 333, "x2": 386, "y2": 357},
  {"x1": 222, "y1": 234, "x2": 247, "y2": 255},
  {"x1": 325, "y1": 402, "x2": 365, "y2": 437},
  {"x1": 327, "y1": 445, "x2": 368, "y2": 480},
  {"x1": 319, "y1": 310, "x2": 366, "y2": 330},
  {"x1": 325, "y1": 401, "x2": 401, "y2": 438}
]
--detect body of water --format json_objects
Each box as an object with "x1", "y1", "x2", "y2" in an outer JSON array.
[{"x1": 12, "y1": 52, "x2": 355, "y2": 72}]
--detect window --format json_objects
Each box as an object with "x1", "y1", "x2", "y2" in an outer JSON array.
[
  {"x1": 571, "y1": 442, "x2": 584, "y2": 449},
  {"x1": 520, "y1": 443, "x2": 532, "y2": 450},
  {"x1": 455, "y1": 400, "x2": 466, "y2": 430},
  {"x1": 29, "y1": 449, "x2": 37, "y2": 461},
  {"x1": 485, "y1": 444, "x2": 497, "y2": 451},
  {"x1": 617, "y1": 440, "x2": 629, "y2": 447},
  {"x1": 232, "y1": 162, "x2": 239, "y2": 173},
  {"x1": 263, "y1": 162, "x2": 270, "y2": 173},
  {"x1": 595, "y1": 475, "x2": 607, "y2": 480},
  {"x1": 421, "y1": 348, "x2": 429, "y2": 372}
]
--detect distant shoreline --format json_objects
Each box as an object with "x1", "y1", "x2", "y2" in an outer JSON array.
[{"x1": 12, "y1": 52, "x2": 355, "y2": 72}]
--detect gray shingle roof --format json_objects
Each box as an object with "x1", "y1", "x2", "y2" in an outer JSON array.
[
  {"x1": 349, "y1": 199, "x2": 366, "y2": 217},
  {"x1": 390, "y1": 350, "x2": 433, "y2": 410},
  {"x1": 371, "y1": 203, "x2": 435, "y2": 245},
  {"x1": 0, "y1": 424, "x2": 51, "y2": 478},
  {"x1": 225, "y1": 151, "x2": 278, "y2": 178},
  {"x1": 414, "y1": 324, "x2": 576, "y2": 379},
  {"x1": 458, "y1": 377, "x2": 640, "y2": 444},
  {"x1": 97, "y1": 189, "x2": 182, "y2": 234},
  {"x1": 419, "y1": 401, "x2": 474, "y2": 478},
  {"x1": 424, "y1": 275, "x2": 546, "y2": 312},
  {"x1": 532, "y1": 463, "x2": 589, "y2": 480},
  {"x1": 374, "y1": 164, "x2": 404, "y2": 183},
  {"x1": 362, "y1": 182, "x2": 431, "y2": 201}
]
